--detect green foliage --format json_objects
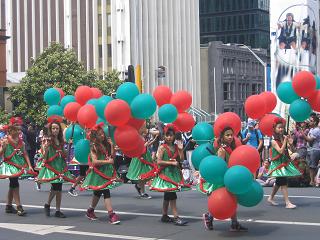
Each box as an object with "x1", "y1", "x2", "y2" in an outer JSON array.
[
  {"x1": 9, "y1": 43, "x2": 122, "y2": 127},
  {"x1": 0, "y1": 108, "x2": 12, "y2": 124}
]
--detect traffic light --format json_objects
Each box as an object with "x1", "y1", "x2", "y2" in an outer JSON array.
[{"x1": 125, "y1": 65, "x2": 135, "y2": 83}]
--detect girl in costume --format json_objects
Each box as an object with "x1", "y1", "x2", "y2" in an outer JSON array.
[
  {"x1": 37, "y1": 118, "x2": 74, "y2": 218},
  {"x1": 127, "y1": 126, "x2": 156, "y2": 199},
  {"x1": 267, "y1": 119, "x2": 301, "y2": 209},
  {"x1": 203, "y1": 127, "x2": 247, "y2": 231},
  {"x1": 0, "y1": 117, "x2": 35, "y2": 216},
  {"x1": 82, "y1": 124, "x2": 122, "y2": 224},
  {"x1": 150, "y1": 125, "x2": 190, "y2": 226}
]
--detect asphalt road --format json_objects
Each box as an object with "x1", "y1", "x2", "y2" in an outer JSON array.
[{"x1": 0, "y1": 180, "x2": 319, "y2": 240}]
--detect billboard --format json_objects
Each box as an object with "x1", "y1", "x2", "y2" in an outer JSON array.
[{"x1": 270, "y1": 0, "x2": 319, "y2": 100}]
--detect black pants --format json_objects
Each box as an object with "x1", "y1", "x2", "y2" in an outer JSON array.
[
  {"x1": 51, "y1": 183, "x2": 63, "y2": 191},
  {"x1": 276, "y1": 177, "x2": 288, "y2": 186},
  {"x1": 164, "y1": 192, "x2": 177, "y2": 201},
  {"x1": 9, "y1": 178, "x2": 19, "y2": 189},
  {"x1": 93, "y1": 189, "x2": 111, "y2": 199}
]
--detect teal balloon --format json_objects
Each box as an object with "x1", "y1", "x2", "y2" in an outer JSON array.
[
  {"x1": 74, "y1": 139, "x2": 90, "y2": 164},
  {"x1": 47, "y1": 105, "x2": 63, "y2": 117},
  {"x1": 199, "y1": 155, "x2": 227, "y2": 185},
  {"x1": 116, "y1": 82, "x2": 140, "y2": 104},
  {"x1": 65, "y1": 124, "x2": 85, "y2": 144},
  {"x1": 44, "y1": 88, "x2": 61, "y2": 105},
  {"x1": 236, "y1": 181, "x2": 264, "y2": 207},
  {"x1": 289, "y1": 99, "x2": 312, "y2": 122},
  {"x1": 191, "y1": 143, "x2": 214, "y2": 170},
  {"x1": 60, "y1": 95, "x2": 75, "y2": 109},
  {"x1": 276, "y1": 82, "x2": 300, "y2": 104},
  {"x1": 103, "y1": 125, "x2": 116, "y2": 143},
  {"x1": 158, "y1": 104, "x2": 178, "y2": 123},
  {"x1": 192, "y1": 122, "x2": 214, "y2": 145},
  {"x1": 86, "y1": 99, "x2": 99, "y2": 107},
  {"x1": 131, "y1": 94, "x2": 157, "y2": 119},
  {"x1": 95, "y1": 96, "x2": 112, "y2": 120},
  {"x1": 224, "y1": 165, "x2": 253, "y2": 194},
  {"x1": 96, "y1": 118, "x2": 106, "y2": 125},
  {"x1": 316, "y1": 75, "x2": 320, "y2": 90}
]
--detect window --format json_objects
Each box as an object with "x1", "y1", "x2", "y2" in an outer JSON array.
[{"x1": 223, "y1": 82, "x2": 234, "y2": 100}]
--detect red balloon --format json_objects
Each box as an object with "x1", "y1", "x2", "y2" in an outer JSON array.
[
  {"x1": 292, "y1": 71, "x2": 316, "y2": 98},
  {"x1": 64, "y1": 102, "x2": 81, "y2": 122},
  {"x1": 54, "y1": 87, "x2": 65, "y2": 99},
  {"x1": 259, "y1": 91, "x2": 277, "y2": 113},
  {"x1": 127, "y1": 117, "x2": 145, "y2": 130},
  {"x1": 91, "y1": 87, "x2": 103, "y2": 99},
  {"x1": 77, "y1": 104, "x2": 98, "y2": 129},
  {"x1": 170, "y1": 91, "x2": 192, "y2": 112},
  {"x1": 307, "y1": 90, "x2": 320, "y2": 112},
  {"x1": 208, "y1": 187, "x2": 237, "y2": 220},
  {"x1": 114, "y1": 125, "x2": 140, "y2": 151},
  {"x1": 153, "y1": 85, "x2": 173, "y2": 106},
  {"x1": 104, "y1": 99, "x2": 131, "y2": 127},
  {"x1": 173, "y1": 112, "x2": 195, "y2": 132},
  {"x1": 259, "y1": 114, "x2": 278, "y2": 136},
  {"x1": 75, "y1": 86, "x2": 93, "y2": 105},
  {"x1": 245, "y1": 95, "x2": 266, "y2": 119},
  {"x1": 122, "y1": 137, "x2": 146, "y2": 157},
  {"x1": 214, "y1": 112, "x2": 241, "y2": 137},
  {"x1": 228, "y1": 145, "x2": 260, "y2": 174}
]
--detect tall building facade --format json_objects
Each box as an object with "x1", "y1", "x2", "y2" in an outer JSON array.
[{"x1": 199, "y1": 0, "x2": 270, "y2": 49}]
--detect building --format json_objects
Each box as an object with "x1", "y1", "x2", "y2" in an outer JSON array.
[
  {"x1": 199, "y1": 0, "x2": 270, "y2": 49},
  {"x1": 201, "y1": 41, "x2": 267, "y2": 120},
  {"x1": 1, "y1": 0, "x2": 201, "y2": 108}
]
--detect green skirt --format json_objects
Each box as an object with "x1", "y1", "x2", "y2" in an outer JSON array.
[
  {"x1": 0, "y1": 161, "x2": 35, "y2": 179},
  {"x1": 127, "y1": 152, "x2": 156, "y2": 181},
  {"x1": 196, "y1": 178, "x2": 223, "y2": 195}
]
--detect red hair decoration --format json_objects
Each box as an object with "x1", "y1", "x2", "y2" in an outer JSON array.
[
  {"x1": 1, "y1": 125, "x2": 9, "y2": 132},
  {"x1": 48, "y1": 116, "x2": 63, "y2": 124},
  {"x1": 164, "y1": 124, "x2": 179, "y2": 134},
  {"x1": 86, "y1": 122, "x2": 104, "y2": 139},
  {"x1": 9, "y1": 117, "x2": 23, "y2": 126},
  {"x1": 273, "y1": 117, "x2": 286, "y2": 127}
]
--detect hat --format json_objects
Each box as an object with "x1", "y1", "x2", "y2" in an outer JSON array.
[{"x1": 247, "y1": 120, "x2": 256, "y2": 127}]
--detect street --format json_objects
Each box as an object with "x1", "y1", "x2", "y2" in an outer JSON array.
[{"x1": 0, "y1": 180, "x2": 319, "y2": 240}]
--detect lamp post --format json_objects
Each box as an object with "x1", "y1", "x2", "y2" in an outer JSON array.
[{"x1": 236, "y1": 44, "x2": 267, "y2": 92}]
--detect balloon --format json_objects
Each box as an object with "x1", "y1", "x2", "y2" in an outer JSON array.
[
  {"x1": 208, "y1": 188, "x2": 237, "y2": 220},
  {"x1": 316, "y1": 75, "x2": 320, "y2": 90},
  {"x1": 75, "y1": 86, "x2": 93, "y2": 106},
  {"x1": 224, "y1": 165, "x2": 253, "y2": 194},
  {"x1": 214, "y1": 112, "x2": 241, "y2": 136},
  {"x1": 54, "y1": 87, "x2": 65, "y2": 99},
  {"x1": 173, "y1": 112, "x2": 195, "y2": 132},
  {"x1": 292, "y1": 71, "x2": 316, "y2": 98},
  {"x1": 127, "y1": 118, "x2": 145, "y2": 130},
  {"x1": 95, "y1": 96, "x2": 113, "y2": 120},
  {"x1": 122, "y1": 137, "x2": 146, "y2": 158},
  {"x1": 170, "y1": 91, "x2": 192, "y2": 112},
  {"x1": 131, "y1": 94, "x2": 157, "y2": 119},
  {"x1": 228, "y1": 145, "x2": 260, "y2": 174},
  {"x1": 96, "y1": 118, "x2": 107, "y2": 125},
  {"x1": 90, "y1": 87, "x2": 103, "y2": 99},
  {"x1": 105, "y1": 99, "x2": 131, "y2": 127},
  {"x1": 236, "y1": 181, "x2": 264, "y2": 207},
  {"x1": 60, "y1": 95, "x2": 76, "y2": 109},
  {"x1": 65, "y1": 124, "x2": 85, "y2": 144},
  {"x1": 276, "y1": 82, "x2": 300, "y2": 104},
  {"x1": 191, "y1": 143, "x2": 214, "y2": 170},
  {"x1": 47, "y1": 105, "x2": 63, "y2": 117},
  {"x1": 153, "y1": 85, "x2": 173, "y2": 106},
  {"x1": 259, "y1": 114, "x2": 278, "y2": 136},
  {"x1": 44, "y1": 88, "x2": 61, "y2": 106},
  {"x1": 114, "y1": 125, "x2": 140, "y2": 151},
  {"x1": 289, "y1": 99, "x2": 312, "y2": 122},
  {"x1": 158, "y1": 104, "x2": 178, "y2": 123},
  {"x1": 244, "y1": 95, "x2": 266, "y2": 119},
  {"x1": 86, "y1": 99, "x2": 99, "y2": 107},
  {"x1": 64, "y1": 102, "x2": 82, "y2": 122},
  {"x1": 308, "y1": 90, "x2": 320, "y2": 112},
  {"x1": 74, "y1": 139, "x2": 90, "y2": 164},
  {"x1": 77, "y1": 104, "x2": 98, "y2": 129},
  {"x1": 116, "y1": 82, "x2": 140, "y2": 104},
  {"x1": 259, "y1": 91, "x2": 277, "y2": 113},
  {"x1": 192, "y1": 122, "x2": 214, "y2": 145},
  {"x1": 199, "y1": 155, "x2": 228, "y2": 185}
]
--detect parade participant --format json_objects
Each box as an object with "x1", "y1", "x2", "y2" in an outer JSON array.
[
  {"x1": 37, "y1": 117, "x2": 74, "y2": 218},
  {"x1": 150, "y1": 124, "x2": 190, "y2": 226},
  {"x1": 127, "y1": 126, "x2": 156, "y2": 199},
  {"x1": 82, "y1": 124, "x2": 122, "y2": 224},
  {"x1": 267, "y1": 119, "x2": 301, "y2": 208},
  {"x1": 0, "y1": 117, "x2": 35, "y2": 216},
  {"x1": 203, "y1": 126, "x2": 248, "y2": 232}
]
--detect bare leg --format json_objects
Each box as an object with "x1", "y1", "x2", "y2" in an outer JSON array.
[
  {"x1": 55, "y1": 191, "x2": 62, "y2": 211},
  {"x1": 170, "y1": 200, "x2": 178, "y2": 218},
  {"x1": 309, "y1": 168, "x2": 316, "y2": 185},
  {"x1": 104, "y1": 198, "x2": 113, "y2": 212},
  {"x1": 139, "y1": 181, "x2": 145, "y2": 194},
  {"x1": 280, "y1": 185, "x2": 296, "y2": 208},
  {"x1": 47, "y1": 190, "x2": 56, "y2": 205},
  {"x1": 90, "y1": 195, "x2": 100, "y2": 209},
  {"x1": 162, "y1": 200, "x2": 169, "y2": 216},
  {"x1": 7, "y1": 189, "x2": 14, "y2": 205},
  {"x1": 12, "y1": 188, "x2": 21, "y2": 206},
  {"x1": 268, "y1": 184, "x2": 280, "y2": 205}
]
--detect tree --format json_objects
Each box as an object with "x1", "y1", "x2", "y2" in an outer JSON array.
[{"x1": 9, "y1": 43, "x2": 122, "y2": 126}]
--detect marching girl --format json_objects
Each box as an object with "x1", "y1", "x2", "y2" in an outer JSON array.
[
  {"x1": 37, "y1": 118, "x2": 74, "y2": 218},
  {"x1": 203, "y1": 126, "x2": 247, "y2": 232},
  {"x1": 267, "y1": 118, "x2": 301, "y2": 209},
  {"x1": 0, "y1": 117, "x2": 35, "y2": 216},
  {"x1": 150, "y1": 125, "x2": 190, "y2": 226},
  {"x1": 127, "y1": 126, "x2": 157, "y2": 199},
  {"x1": 81, "y1": 124, "x2": 122, "y2": 224}
]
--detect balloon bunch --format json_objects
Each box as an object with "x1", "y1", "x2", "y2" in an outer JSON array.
[
  {"x1": 44, "y1": 87, "x2": 66, "y2": 119},
  {"x1": 277, "y1": 71, "x2": 320, "y2": 122},
  {"x1": 153, "y1": 86, "x2": 195, "y2": 132}
]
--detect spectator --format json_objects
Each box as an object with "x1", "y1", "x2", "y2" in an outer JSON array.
[
  {"x1": 241, "y1": 120, "x2": 263, "y2": 152},
  {"x1": 256, "y1": 160, "x2": 276, "y2": 187}
]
